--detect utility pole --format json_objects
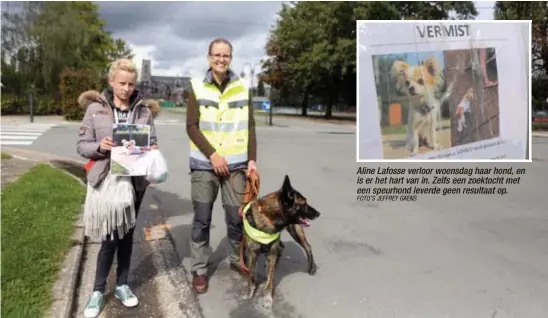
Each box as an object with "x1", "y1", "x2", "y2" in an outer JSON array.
[
  {"x1": 268, "y1": 84, "x2": 273, "y2": 126},
  {"x1": 242, "y1": 62, "x2": 259, "y2": 117}
]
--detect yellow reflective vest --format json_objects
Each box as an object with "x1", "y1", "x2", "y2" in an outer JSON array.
[{"x1": 189, "y1": 72, "x2": 250, "y2": 170}]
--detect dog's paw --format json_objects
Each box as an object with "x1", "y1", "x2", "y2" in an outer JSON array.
[
  {"x1": 245, "y1": 286, "x2": 256, "y2": 300},
  {"x1": 308, "y1": 262, "x2": 317, "y2": 275},
  {"x1": 262, "y1": 294, "x2": 273, "y2": 309}
]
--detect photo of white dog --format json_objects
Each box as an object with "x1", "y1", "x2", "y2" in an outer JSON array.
[
  {"x1": 390, "y1": 56, "x2": 454, "y2": 155},
  {"x1": 455, "y1": 88, "x2": 475, "y2": 133}
]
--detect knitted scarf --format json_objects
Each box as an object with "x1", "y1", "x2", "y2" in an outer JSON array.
[{"x1": 83, "y1": 173, "x2": 136, "y2": 241}]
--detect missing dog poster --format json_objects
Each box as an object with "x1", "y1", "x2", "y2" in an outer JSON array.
[
  {"x1": 110, "y1": 123, "x2": 151, "y2": 176},
  {"x1": 356, "y1": 21, "x2": 530, "y2": 162}
]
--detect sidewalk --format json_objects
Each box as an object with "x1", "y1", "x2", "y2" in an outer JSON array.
[
  {"x1": 1, "y1": 115, "x2": 70, "y2": 125},
  {"x1": 73, "y1": 189, "x2": 203, "y2": 318},
  {"x1": 532, "y1": 131, "x2": 548, "y2": 138}
]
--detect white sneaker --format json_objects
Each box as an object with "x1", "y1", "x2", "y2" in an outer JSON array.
[
  {"x1": 114, "y1": 284, "x2": 139, "y2": 307},
  {"x1": 83, "y1": 291, "x2": 104, "y2": 318}
]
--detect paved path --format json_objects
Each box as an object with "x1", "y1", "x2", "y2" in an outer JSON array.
[
  {"x1": 0, "y1": 156, "x2": 37, "y2": 188},
  {"x1": 6, "y1": 114, "x2": 548, "y2": 318}
]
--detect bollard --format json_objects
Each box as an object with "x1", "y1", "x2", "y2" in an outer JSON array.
[
  {"x1": 268, "y1": 103, "x2": 273, "y2": 126},
  {"x1": 29, "y1": 92, "x2": 34, "y2": 123}
]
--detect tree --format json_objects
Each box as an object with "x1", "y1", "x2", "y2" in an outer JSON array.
[
  {"x1": 1, "y1": 1, "x2": 134, "y2": 118},
  {"x1": 262, "y1": 1, "x2": 478, "y2": 118},
  {"x1": 494, "y1": 1, "x2": 548, "y2": 111},
  {"x1": 257, "y1": 77, "x2": 266, "y2": 96}
]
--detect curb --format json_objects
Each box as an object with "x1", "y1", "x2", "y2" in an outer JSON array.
[
  {"x1": 148, "y1": 234, "x2": 205, "y2": 318},
  {"x1": 1, "y1": 147, "x2": 87, "y2": 318}
]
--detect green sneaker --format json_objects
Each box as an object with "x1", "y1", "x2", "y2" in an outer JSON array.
[
  {"x1": 84, "y1": 291, "x2": 104, "y2": 318},
  {"x1": 115, "y1": 284, "x2": 139, "y2": 307}
]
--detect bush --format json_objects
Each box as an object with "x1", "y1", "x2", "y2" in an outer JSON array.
[
  {"x1": 59, "y1": 68, "x2": 100, "y2": 121},
  {"x1": 533, "y1": 121, "x2": 548, "y2": 131},
  {"x1": 1, "y1": 93, "x2": 61, "y2": 116}
]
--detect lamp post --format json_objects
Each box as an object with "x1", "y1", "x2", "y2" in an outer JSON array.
[{"x1": 242, "y1": 62, "x2": 261, "y2": 120}]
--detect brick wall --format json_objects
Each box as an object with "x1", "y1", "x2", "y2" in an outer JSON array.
[{"x1": 443, "y1": 48, "x2": 500, "y2": 147}]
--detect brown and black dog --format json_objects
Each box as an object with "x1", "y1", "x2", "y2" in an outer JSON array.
[{"x1": 240, "y1": 175, "x2": 320, "y2": 309}]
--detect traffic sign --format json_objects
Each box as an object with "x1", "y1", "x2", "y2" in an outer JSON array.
[{"x1": 262, "y1": 100, "x2": 271, "y2": 111}]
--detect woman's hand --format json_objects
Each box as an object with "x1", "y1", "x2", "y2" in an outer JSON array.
[
  {"x1": 210, "y1": 152, "x2": 229, "y2": 176},
  {"x1": 247, "y1": 160, "x2": 257, "y2": 175}
]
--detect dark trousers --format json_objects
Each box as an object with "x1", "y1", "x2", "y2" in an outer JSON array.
[
  {"x1": 190, "y1": 169, "x2": 246, "y2": 276},
  {"x1": 93, "y1": 183, "x2": 146, "y2": 293}
]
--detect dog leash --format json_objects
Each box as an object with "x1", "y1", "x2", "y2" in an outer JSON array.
[
  {"x1": 229, "y1": 169, "x2": 261, "y2": 217},
  {"x1": 229, "y1": 169, "x2": 260, "y2": 276}
]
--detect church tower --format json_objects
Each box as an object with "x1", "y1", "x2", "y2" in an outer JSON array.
[{"x1": 141, "y1": 59, "x2": 151, "y2": 82}]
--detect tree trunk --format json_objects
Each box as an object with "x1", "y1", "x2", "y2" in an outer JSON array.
[
  {"x1": 301, "y1": 92, "x2": 308, "y2": 116},
  {"x1": 325, "y1": 100, "x2": 333, "y2": 119}
]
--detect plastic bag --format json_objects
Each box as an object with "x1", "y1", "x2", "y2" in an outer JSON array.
[{"x1": 145, "y1": 149, "x2": 169, "y2": 184}]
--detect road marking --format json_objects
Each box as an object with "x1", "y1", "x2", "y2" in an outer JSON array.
[
  {"x1": 1, "y1": 132, "x2": 44, "y2": 136},
  {"x1": 1, "y1": 135, "x2": 40, "y2": 140},
  {"x1": 143, "y1": 224, "x2": 171, "y2": 241},
  {"x1": 0, "y1": 124, "x2": 56, "y2": 146},
  {"x1": 1, "y1": 141, "x2": 34, "y2": 146},
  {"x1": 154, "y1": 120, "x2": 183, "y2": 126}
]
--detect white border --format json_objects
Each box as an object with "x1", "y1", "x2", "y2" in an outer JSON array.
[{"x1": 355, "y1": 20, "x2": 532, "y2": 163}]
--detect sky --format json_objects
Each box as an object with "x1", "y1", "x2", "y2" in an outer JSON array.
[
  {"x1": 96, "y1": 1, "x2": 285, "y2": 85},
  {"x1": 95, "y1": 1, "x2": 495, "y2": 85}
]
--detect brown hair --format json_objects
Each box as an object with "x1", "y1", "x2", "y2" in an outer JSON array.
[{"x1": 208, "y1": 37, "x2": 233, "y2": 56}]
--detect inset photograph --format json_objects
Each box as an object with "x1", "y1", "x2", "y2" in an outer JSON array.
[
  {"x1": 443, "y1": 47, "x2": 500, "y2": 147},
  {"x1": 372, "y1": 51, "x2": 452, "y2": 159}
]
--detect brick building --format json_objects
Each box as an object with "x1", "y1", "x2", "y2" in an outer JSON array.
[{"x1": 138, "y1": 59, "x2": 191, "y2": 102}]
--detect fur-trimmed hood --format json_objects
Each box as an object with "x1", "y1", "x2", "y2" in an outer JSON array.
[{"x1": 77, "y1": 90, "x2": 161, "y2": 118}]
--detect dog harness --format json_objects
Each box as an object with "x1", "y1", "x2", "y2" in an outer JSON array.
[
  {"x1": 242, "y1": 201, "x2": 281, "y2": 245},
  {"x1": 189, "y1": 70, "x2": 250, "y2": 171}
]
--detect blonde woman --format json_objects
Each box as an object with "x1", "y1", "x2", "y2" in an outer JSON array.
[{"x1": 76, "y1": 59, "x2": 160, "y2": 318}]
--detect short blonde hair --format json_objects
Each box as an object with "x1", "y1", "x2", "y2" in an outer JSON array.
[{"x1": 108, "y1": 58, "x2": 138, "y2": 81}]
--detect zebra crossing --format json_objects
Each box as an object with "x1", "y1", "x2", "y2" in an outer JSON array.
[{"x1": 1, "y1": 123, "x2": 57, "y2": 146}]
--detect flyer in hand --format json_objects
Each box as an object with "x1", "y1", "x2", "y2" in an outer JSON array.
[{"x1": 110, "y1": 123, "x2": 151, "y2": 176}]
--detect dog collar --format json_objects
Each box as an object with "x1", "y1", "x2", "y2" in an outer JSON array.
[{"x1": 242, "y1": 202, "x2": 281, "y2": 245}]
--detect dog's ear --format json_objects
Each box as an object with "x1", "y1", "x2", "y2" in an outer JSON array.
[
  {"x1": 391, "y1": 61, "x2": 409, "y2": 92},
  {"x1": 282, "y1": 175, "x2": 294, "y2": 201},
  {"x1": 423, "y1": 56, "x2": 441, "y2": 76}
]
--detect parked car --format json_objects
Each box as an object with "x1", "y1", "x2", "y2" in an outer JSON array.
[{"x1": 533, "y1": 110, "x2": 548, "y2": 122}]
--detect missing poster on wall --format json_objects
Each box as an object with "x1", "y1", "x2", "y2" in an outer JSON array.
[{"x1": 356, "y1": 21, "x2": 530, "y2": 162}]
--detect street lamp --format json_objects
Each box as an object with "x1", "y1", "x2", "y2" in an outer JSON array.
[
  {"x1": 241, "y1": 62, "x2": 263, "y2": 123},
  {"x1": 242, "y1": 62, "x2": 261, "y2": 98}
]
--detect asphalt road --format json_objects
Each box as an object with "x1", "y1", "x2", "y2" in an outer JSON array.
[{"x1": 6, "y1": 113, "x2": 548, "y2": 318}]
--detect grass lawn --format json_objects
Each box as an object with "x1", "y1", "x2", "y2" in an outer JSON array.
[
  {"x1": 533, "y1": 121, "x2": 548, "y2": 131},
  {"x1": 1, "y1": 152, "x2": 12, "y2": 159},
  {"x1": 1, "y1": 164, "x2": 85, "y2": 317}
]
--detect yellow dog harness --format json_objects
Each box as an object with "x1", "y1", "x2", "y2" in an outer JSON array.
[{"x1": 242, "y1": 201, "x2": 281, "y2": 245}]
